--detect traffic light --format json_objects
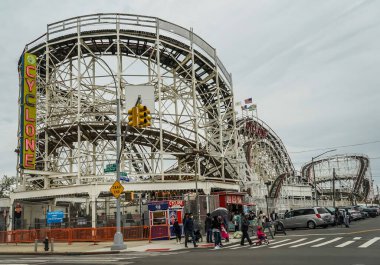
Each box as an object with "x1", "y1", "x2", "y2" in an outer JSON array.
[
  {"x1": 137, "y1": 104, "x2": 151, "y2": 127},
  {"x1": 125, "y1": 191, "x2": 134, "y2": 201},
  {"x1": 128, "y1": 107, "x2": 139, "y2": 127}
]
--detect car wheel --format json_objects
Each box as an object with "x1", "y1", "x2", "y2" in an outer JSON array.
[
  {"x1": 307, "y1": 221, "x2": 316, "y2": 229},
  {"x1": 291, "y1": 228, "x2": 296, "y2": 230}
]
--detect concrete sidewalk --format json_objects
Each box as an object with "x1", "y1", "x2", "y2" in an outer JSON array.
[{"x1": 0, "y1": 234, "x2": 255, "y2": 255}]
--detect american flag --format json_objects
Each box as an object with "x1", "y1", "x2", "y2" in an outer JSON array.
[{"x1": 244, "y1": 98, "x2": 252, "y2": 104}]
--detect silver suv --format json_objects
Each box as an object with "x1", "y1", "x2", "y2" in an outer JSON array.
[{"x1": 279, "y1": 207, "x2": 332, "y2": 229}]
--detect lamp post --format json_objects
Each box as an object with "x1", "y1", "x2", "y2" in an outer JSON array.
[
  {"x1": 264, "y1": 181, "x2": 271, "y2": 216},
  {"x1": 332, "y1": 168, "x2": 336, "y2": 208},
  {"x1": 312, "y1": 149, "x2": 336, "y2": 206},
  {"x1": 184, "y1": 147, "x2": 202, "y2": 227}
]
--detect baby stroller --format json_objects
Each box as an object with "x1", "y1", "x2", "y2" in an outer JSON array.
[
  {"x1": 194, "y1": 230, "x2": 203, "y2": 243},
  {"x1": 255, "y1": 226, "x2": 269, "y2": 246},
  {"x1": 255, "y1": 236, "x2": 269, "y2": 246}
]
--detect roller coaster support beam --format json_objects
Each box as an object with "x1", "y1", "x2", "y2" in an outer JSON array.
[{"x1": 312, "y1": 149, "x2": 336, "y2": 206}]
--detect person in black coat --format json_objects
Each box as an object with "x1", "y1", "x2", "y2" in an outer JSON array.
[
  {"x1": 240, "y1": 215, "x2": 253, "y2": 246},
  {"x1": 204, "y1": 213, "x2": 213, "y2": 243},
  {"x1": 173, "y1": 219, "x2": 182, "y2": 244},
  {"x1": 184, "y1": 213, "x2": 197, "y2": 248}
]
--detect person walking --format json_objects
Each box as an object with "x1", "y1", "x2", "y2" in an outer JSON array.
[
  {"x1": 342, "y1": 209, "x2": 350, "y2": 228},
  {"x1": 240, "y1": 215, "x2": 253, "y2": 246},
  {"x1": 184, "y1": 213, "x2": 198, "y2": 248},
  {"x1": 211, "y1": 216, "x2": 222, "y2": 249},
  {"x1": 233, "y1": 212, "x2": 240, "y2": 232},
  {"x1": 263, "y1": 215, "x2": 274, "y2": 239},
  {"x1": 173, "y1": 218, "x2": 182, "y2": 244},
  {"x1": 205, "y1": 213, "x2": 213, "y2": 243},
  {"x1": 257, "y1": 210, "x2": 264, "y2": 227}
]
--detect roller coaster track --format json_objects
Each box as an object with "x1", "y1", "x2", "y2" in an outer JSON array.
[{"x1": 301, "y1": 155, "x2": 371, "y2": 200}]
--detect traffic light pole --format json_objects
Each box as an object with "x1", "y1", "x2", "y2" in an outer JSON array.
[{"x1": 111, "y1": 19, "x2": 126, "y2": 251}]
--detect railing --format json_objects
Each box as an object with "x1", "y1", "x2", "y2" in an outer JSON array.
[{"x1": 0, "y1": 226, "x2": 150, "y2": 244}]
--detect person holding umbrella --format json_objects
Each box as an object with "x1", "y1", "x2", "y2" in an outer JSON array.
[{"x1": 240, "y1": 214, "x2": 253, "y2": 246}]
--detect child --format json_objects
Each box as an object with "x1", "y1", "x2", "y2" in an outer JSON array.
[{"x1": 256, "y1": 226, "x2": 268, "y2": 245}]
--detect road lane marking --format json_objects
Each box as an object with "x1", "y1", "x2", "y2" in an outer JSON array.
[
  {"x1": 335, "y1": 240, "x2": 355, "y2": 247},
  {"x1": 270, "y1": 238, "x2": 307, "y2": 248},
  {"x1": 289, "y1": 238, "x2": 325, "y2": 248},
  {"x1": 311, "y1": 237, "x2": 343, "y2": 247},
  {"x1": 225, "y1": 244, "x2": 240, "y2": 248},
  {"x1": 353, "y1": 237, "x2": 361, "y2": 240},
  {"x1": 250, "y1": 239, "x2": 288, "y2": 249},
  {"x1": 358, "y1": 237, "x2": 380, "y2": 248}
]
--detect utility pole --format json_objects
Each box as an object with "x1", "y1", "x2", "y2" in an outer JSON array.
[{"x1": 332, "y1": 168, "x2": 336, "y2": 208}]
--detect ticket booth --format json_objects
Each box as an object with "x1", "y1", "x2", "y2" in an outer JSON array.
[{"x1": 148, "y1": 200, "x2": 184, "y2": 239}]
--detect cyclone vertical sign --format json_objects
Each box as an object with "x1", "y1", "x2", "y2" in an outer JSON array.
[{"x1": 20, "y1": 53, "x2": 37, "y2": 169}]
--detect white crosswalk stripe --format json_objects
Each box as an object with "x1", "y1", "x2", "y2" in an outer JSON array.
[
  {"x1": 290, "y1": 238, "x2": 325, "y2": 248},
  {"x1": 269, "y1": 238, "x2": 307, "y2": 248},
  {"x1": 358, "y1": 237, "x2": 380, "y2": 248},
  {"x1": 218, "y1": 236, "x2": 380, "y2": 250},
  {"x1": 311, "y1": 237, "x2": 343, "y2": 247},
  {"x1": 335, "y1": 240, "x2": 355, "y2": 248},
  {"x1": 249, "y1": 238, "x2": 288, "y2": 249}
]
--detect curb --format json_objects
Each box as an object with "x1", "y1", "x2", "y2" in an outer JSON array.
[{"x1": 0, "y1": 251, "x2": 120, "y2": 256}]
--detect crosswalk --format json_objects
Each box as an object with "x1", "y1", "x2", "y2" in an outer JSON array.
[{"x1": 223, "y1": 236, "x2": 380, "y2": 250}]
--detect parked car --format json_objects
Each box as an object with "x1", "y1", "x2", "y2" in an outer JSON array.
[
  {"x1": 362, "y1": 208, "x2": 378, "y2": 218},
  {"x1": 324, "y1": 207, "x2": 337, "y2": 225},
  {"x1": 352, "y1": 206, "x2": 368, "y2": 219},
  {"x1": 279, "y1": 207, "x2": 332, "y2": 229},
  {"x1": 368, "y1": 206, "x2": 380, "y2": 216},
  {"x1": 348, "y1": 209, "x2": 361, "y2": 221}
]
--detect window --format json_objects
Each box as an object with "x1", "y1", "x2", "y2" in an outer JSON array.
[
  {"x1": 293, "y1": 210, "x2": 305, "y2": 216},
  {"x1": 284, "y1": 211, "x2": 293, "y2": 218},
  {"x1": 317, "y1": 208, "x2": 328, "y2": 214},
  {"x1": 305, "y1": 209, "x2": 316, "y2": 215}
]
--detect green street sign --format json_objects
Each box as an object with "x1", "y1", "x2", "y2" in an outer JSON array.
[
  {"x1": 104, "y1": 163, "x2": 117, "y2": 173},
  {"x1": 120, "y1": 172, "x2": 128, "y2": 177}
]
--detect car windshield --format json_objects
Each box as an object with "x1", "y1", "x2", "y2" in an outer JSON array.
[{"x1": 317, "y1": 208, "x2": 328, "y2": 214}]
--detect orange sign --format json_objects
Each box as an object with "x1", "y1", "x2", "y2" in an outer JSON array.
[{"x1": 110, "y1": 180, "x2": 124, "y2": 198}]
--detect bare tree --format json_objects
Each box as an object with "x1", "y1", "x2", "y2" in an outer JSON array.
[{"x1": 0, "y1": 175, "x2": 15, "y2": 198}]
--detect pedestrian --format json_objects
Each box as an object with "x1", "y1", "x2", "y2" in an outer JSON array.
[
  {"x1": 173, "y1": 218, "x2": 182, "y2": 244},
  {"x1": 257, "y1": 210, "x2": 264, "y2": 227},
  {"x1": 342, "y1": 209, "x2": 350, "y2": 228},
  {"x1": 270, "y1": 210, "x2": 278, "y2": 221},
  {"x1": 205, "y1": 213, "x2": 213, "y2": 243},
  {"x1": 184, "y1": 213, "x2": 198, "y2": 248},
  {"x1": 240, "y1": 215, "x2": 253, "y2": 246},
  {"x1": 334, "y1": 208, "x2": 340, "y2": 226},
  {"x1": 263, "y1": 215, "x2": 274, "y2": 239},
  {"x1": 233, "y1": 212, "x2": 240, "y2": 232},
  {"x1": 212, "y1": 216, "x2": 222, "y2": 249}
]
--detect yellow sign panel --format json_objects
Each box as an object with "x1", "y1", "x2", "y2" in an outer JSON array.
[
  {"x1": 21, "y1": 53, "x2": 37, "y2": 169},
  {"x1": 110, "y1": 180, "x2": 124, "y2": 198}
]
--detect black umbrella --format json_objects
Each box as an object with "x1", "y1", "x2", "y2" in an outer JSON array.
[{"x1": 211, "y1": 207, "x2": 229, "y2": 217}]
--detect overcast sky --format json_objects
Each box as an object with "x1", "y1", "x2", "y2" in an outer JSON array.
[{"x1": 1, "y1": 0, "x2": 379, "y2": 190}]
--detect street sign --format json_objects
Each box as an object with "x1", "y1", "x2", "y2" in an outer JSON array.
[
  {"x1": 47, "y1": 211, "x2": 64, "y2": 224},
  {"x1": 110, "y1": 180, "x2": 124, "y2": 198},
  {"x1": 104, "y1": 163, "x2": 117, "y2": 173},
  {"x1": 120, "y1": 176, "x2": 130, "y2": 182}
]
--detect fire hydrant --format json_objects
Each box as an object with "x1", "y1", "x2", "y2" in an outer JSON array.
[{"x1": 43, "y1": 237, "x2": 49, "y2": 251}]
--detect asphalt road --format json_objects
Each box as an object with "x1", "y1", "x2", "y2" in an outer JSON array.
[{"x1": 1, "y1": 216, "x2": 379, "y2": 265}]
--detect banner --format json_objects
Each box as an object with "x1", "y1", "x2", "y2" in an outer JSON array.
[{"x1": 20, "y1": 53, "x2": 37, "y2": 169}]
